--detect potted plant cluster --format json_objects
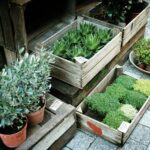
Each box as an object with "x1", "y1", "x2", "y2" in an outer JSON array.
[
  {"x1": 0, "y1": 48, "x2": 53, "y2": 148},
  {"x1": 131, "y1": 38, "x2": 150, "y2": 72},
  {"x1": 90, "y1": 0, "x2": 146, "y2": 26},
  {"x1": 52, "y1": 23, "x2": 112, "y2": 62},
  {"x1": 77, "y1": 66, "x2": 150, "y2": 145},
  {"x1": 85, "y1": 75, "x2": 148, "y2": 129}
]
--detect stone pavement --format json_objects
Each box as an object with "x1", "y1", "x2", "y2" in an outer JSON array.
[{"x1": 62, "y1": 9, "x2": 150, "y2": 150}]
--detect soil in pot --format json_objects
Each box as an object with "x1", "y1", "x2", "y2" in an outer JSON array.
[
  {"x1": 0, "y1": 117, "x2": 27, "y2": 148},
  {"x1": 27, "y1": 98, "x2": 46, "y2": 125},
  {"x1": 138, "y1": 63, "x2": 145, "y2": 70},
  {"x1": 145, "y1": 65, "x2": 150, "y2": 72}
]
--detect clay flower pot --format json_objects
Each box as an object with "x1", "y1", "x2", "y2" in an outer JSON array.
[
  {"x1": 138, "y1": 63, "x2": 145, "y2": 69},
  {"x1": 145, "y1": 65, "x2": 150, "y2": 72},
  {"x1": 27, "y1": 98, "x2": 46, "y2": 125},
  {"x1": 0, "y1": 118, "x2": 27, "y2": 148}
]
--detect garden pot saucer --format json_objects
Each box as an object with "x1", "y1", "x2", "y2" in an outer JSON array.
[{"x1": 129, "y1": 51, "x2": 150, "y2": 74}]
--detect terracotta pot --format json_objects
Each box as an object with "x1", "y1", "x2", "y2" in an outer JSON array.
[
  {"x1": 145, "y1": 65, "x2": 150, "y2": 72},
  {"x1": 138, "y1": 63, "x2": 145, "y2": 69},
  {"x1": 27, "y1": 100, "x2": 46, "y2": 125},
  {"x1": 0, "y1": 118, "x2": 27, "y2": 148}
]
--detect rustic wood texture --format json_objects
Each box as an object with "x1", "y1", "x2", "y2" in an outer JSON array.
[
  {"x1": 76, "y1": 66, "x2": 150, "y2": 145},
  {"x1": 84, "y1": 0, "x2": 149, "y2": 47},
  {"x1": 0, "y1": 0, "x2": 15, "y2": 51},
  {"x1": 32, "y1": 16, "x2": 121, "y2": 89},
  {"x1": 10, "y1": 3, "x2": 27, "y2": 52},
  {"x1": 16, "y1": 94, "x2": 76, "y2": 150}
]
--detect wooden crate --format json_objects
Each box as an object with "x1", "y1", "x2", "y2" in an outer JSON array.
[
  {"x1": 76, "y1": 65, "x2": 150, "y2": 145},
  {"x1": 32, "y1": 16, "x2": 122, "y2": 89},
  {"x1": 13, "y1": 94, "x2": 76, "y2": 150},
  {"x1": 84, "y1": 0, "x2": 150, "y2": 46},
  {"x1": 50, "y1": 25, "x2": 145, "y2": 107}
]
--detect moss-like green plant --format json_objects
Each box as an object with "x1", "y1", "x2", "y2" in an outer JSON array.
[
  {"x1": 114, "y1": 75, "x2": 136, "y2": 90},
  {"x1": 79, "y1": 23, "x2": 96, "y2": 35},
  {"x1": 105, "y1": 83, "x2": 128, "y2": 102},
  {"x1": 103, "y1": 111, "x2": 130, "y2": 129},
  {"x1": 85, "y1": 93, "x2": 121, "y2": 116},
  {"x1": 123, "y1": 90, "x2": 147, "y2": 109},
  {"x1": 119, "y1": 104, "x2": 137, "y2": 120},
  {"x1": 134, "y1": 79, "x2": 150, "y2": 96}
]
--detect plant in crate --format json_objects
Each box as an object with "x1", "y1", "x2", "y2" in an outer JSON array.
[
  {"x1": 133, "y1": 39, "x2": 150, "y2": 72},
  {"x1": 16, "y1": 48, "x2": 54, "y2": 125},
  {"x1": 0, "y1": 66, "x2": 28, "y2": 148}
]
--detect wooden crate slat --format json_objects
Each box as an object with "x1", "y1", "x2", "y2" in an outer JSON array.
[
  {"x1": 82, "y1": 44, "x2": 121, "y2": 87},
  {"x1": 16, "y1": 94, "x2": 75, "y2": 150},
  {"x1": 82, "y1": 32, "x2": 122, "y2": 75},
  {"x1": 32, "y1": 114, "x2": 75, "y2": 150},
  {"x1": 76, "y1": 66, "x2": 150, "y2": 145},
  {"x1": 10, "y1": 0, "x2": 31, "y2": 5},
  {"x1": 123, "y1": 96, "x2": 150, "y2": 143}
]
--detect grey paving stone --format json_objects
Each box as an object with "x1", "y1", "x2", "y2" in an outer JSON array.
[
  {"x1": 129, "y1": 124, "x2": 150, "y2": 146},
  {"x1": 140, "y1": 111, "x2": 150, "y2": 128},
  {"x1": 88, "y1": 137, "x2": 118, "y2": 150},
  {"x1": 66, "y1": 130, "x2": 95, "y2": 150},
  {"x1": 117, "y1": 139, "x2": 147, "y2": 150},
  {"x1": 148, "y1": 107, "x2": 150, "y2": 111}
]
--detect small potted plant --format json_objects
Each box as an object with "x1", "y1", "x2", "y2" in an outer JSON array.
[
  {"x1": 132, "y1": 38, "x2": 150, "y2": 72},
  {"x1": 15, "y1": 48, "x2": 54, "y2": 125},
  {"x1": 0, "y1": 66, "x2": 27, "y2": 148}
]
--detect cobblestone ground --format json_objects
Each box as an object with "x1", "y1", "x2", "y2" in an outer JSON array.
[{"x1": 62, "y1": 7, "x2": 150, "y2": 150}]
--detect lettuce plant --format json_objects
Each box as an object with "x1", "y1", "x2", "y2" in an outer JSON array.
[{"x1": 134, "y1": 79, "x2": 150, "y2": 96}]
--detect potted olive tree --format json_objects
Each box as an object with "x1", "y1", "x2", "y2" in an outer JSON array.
[
  {"x1": 15, "y1": 48, "x2": 54, "y2": 125},
  {"x1": 0, "y1": 66, "x2": 28, "y2": 148}
]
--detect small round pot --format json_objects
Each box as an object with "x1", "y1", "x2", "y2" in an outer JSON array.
[
  {"x1": 145, "y1": 65, "x2": 150, "y2": 72},
  {"x1": 27, "y1": 99, "x2": 46, "y2": 125},
  {"x1": 0, "y1": 118, "x2": 27, "y2": 148}
]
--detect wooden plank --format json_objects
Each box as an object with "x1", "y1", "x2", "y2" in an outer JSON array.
[
  {"x1": 16, "y1": 95, "x2": 75, "y2": 150},
  {"x1": 49, "y1": 123, "x2": 76, "y2": 150},
  {"x1": 4, "y1": 48, "x2": 17, "y2": 64},
  {"x1": 32, "y1": 114, "x2": 76, "y2": 150},
  {"x1": 51, "y1": 65, "x2": 81, "y2": 88},
  {"x1": 77, "y1": 112, "x2": 122, "y2": 144},
  {"x1": 82, "y1": 43, "x2": 121, "y2": 87},
  {"x1": 82, "y1": 32, "x2": 122, "y2": 75},
  {"x1": 0, "y1": 18, "x2": 4, "y2": 45},
  {"x1": 10, "y1": 0, "x2": 31, "y2": 5},
  {"x1": 123, "y1": 97, "x2": 150, "y2": 143},
  {"x1": 123, "y1": 3, "x2": 150, "y2": 46},
  {"x1": 0, "y1": 0, "x2": 15, "y2": 51},
  {"x1": 10, "y1": 4, "x2": 27, "y2": 51}
]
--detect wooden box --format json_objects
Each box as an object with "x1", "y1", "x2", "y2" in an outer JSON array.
[
  {"x1": 76, "y1": 65, "x2": 150, "y2": 145},
  {"x1": 13, "y1": 94, "x2": 76, "y2": 150},
  {"x1": 84, "y1": 1, "x2": 150, "y2": 46},
  {"x1": 32, "y1": 16, "x2": 122, "y2": 89}
]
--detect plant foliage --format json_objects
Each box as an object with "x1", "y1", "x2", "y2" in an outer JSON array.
[
  {"x1": 134, "y1": 79, "x2": 150, "y2": 96},
  {"x1": 51, "y1": 23, "x2": 112, "y2": 61},
  {"x1": 103, "y1": 111, "x2": 130, "y2": 129},
  {"x1": 114, "y1": 75, "x2": 136, "y2": 90}
]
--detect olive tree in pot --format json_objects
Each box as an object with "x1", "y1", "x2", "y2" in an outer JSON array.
[
  {"x1": 0, "y1": 66, "x2": 28, "y2": 148},
  {"x1": 16, "y1": 48, "x2": 54, "y2": 125}
]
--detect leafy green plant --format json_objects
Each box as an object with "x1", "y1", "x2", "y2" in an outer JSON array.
[
  {"x1": 83, "y1": 34, "x2": 100, "y2": 51},
  {"x1": 105, "y1": 83, "x2": 128, "y2": 102},
  {"x1": 103, "y1": 111, "x2": 130, "y2": 129},
  {"x1": 119, "y1": 104, "x2": 137, "y2": 120},
  {"x1": 79, "y1": 23, "x2": 96, "y2": 35},
  {"x1": 123, "y1": 90, "x2": 147, "y2": 109},
  {"x1": 51, "y1": 23, "x2": 112, "y2": 61},
  {"x1": 85, "y1": 93, "x2": 121, "y2": 116},
  {"x1": 114, "y1": 75, "x2": 136, "y2": 90},
  {"x1": 133, "y1": 39, "x2": 150, "y2": 65},
  {"x1": 134, "y1": 79, "x2": 150, "y2": 96}
]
